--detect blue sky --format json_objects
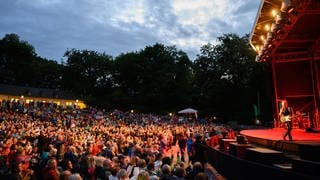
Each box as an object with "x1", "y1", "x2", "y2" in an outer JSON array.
[{"x1": 0, "y1": 0, "x2": 260, "y2": 62}]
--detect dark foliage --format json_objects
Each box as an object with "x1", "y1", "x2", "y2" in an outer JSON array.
[{"x1": 0, "y1": 33, "x2": 272, "y2": 124}]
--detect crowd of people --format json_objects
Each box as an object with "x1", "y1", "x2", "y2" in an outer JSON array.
[{"x1": 0, "y1": 99, "x2": 234, "y2": 180}]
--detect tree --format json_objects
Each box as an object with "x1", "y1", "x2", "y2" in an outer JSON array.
[
  {"x1": 0, "y1": 33, "x2": 36, "y2": 85},
  {"x1": 0, "y1": 33, "x2": 271, "y2": 122},
  {"x1": 113, "y1": 43, "x2": 193, "y2": 113},
  {"x1": 194, "y1": 34, "x2": 269, "y2": 123},
  {"x1": 30, "y1": 57, "x2": 63, "y2": 88},
  {"x1": 61, "y1": 49, "x2": 114, "y2": 107}
]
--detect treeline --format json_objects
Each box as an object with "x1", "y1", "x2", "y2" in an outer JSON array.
[{"x1": 0, "y1": 33, "x2": 273, "y2": 124}]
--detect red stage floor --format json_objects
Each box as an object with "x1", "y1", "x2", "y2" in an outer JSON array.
[
  {"x1": 240, "y1": 128, "x2": 320, "y2": 164},
  {"x1": 241, "y1": 128, "x2": 320, "y2": 142}
]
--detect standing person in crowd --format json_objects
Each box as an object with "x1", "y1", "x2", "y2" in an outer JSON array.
[
  {"x1": 137, "y1": 170, "x2": 150, "y2": 180},
  {"x1": 185, "y1": 161, "x2": 203, "y2": 180},
  {"x1": 191, "y1": 135, "x2": 206, "y2": 164},
  {"x1": 9, "y1": 161, "x2": 35, "y2": 180},
  {"x1": 159, "y1": 164, "x2": 176, "y2": 180},
  {"x1": 186, "y1": 130, "x2": 193, "y2": 162},
  {"x1": 118, "y1": 169, "x2": 130, "y2": 180},
  {"x1": 42, "y1": 158, "x2": 59, "y2": 180},
  {"x1": 169, "y1": 131, "x2": 179, "y2": 166},
  {"x1": 178, "y1": 130, "x2": 188, "y2": 165},
  {"x1": 159, "y1": 133, "x2": 168, "y2": 157}
]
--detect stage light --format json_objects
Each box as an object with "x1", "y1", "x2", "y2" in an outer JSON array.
[
  {"x1": 262, "y1": 43, "x2": 268, "y2": 52},
  {"x1": 255, "y1": 45, "x2": 260, "y2": 51},
  {"x1": 255, "y1": 55, "x2": 261, "y2": 62},
  {"x1": 255, "y1": 45, "x2": 259, "y2": 51},
  {"x1": 288, "y1": 7, "x2": 298, "y2": 15},
  {"x1": 281, "y1": 0, "x2": 291, "y2": 12},
  {"x1": 260, "y1": 35, "x2": 265, "y2": 41},
  {"x1": 275, "y1": 13, "x2": 282, "y2": 24},
  {"x1": 281, "y1": 0, "x2": 297, "y2": 15},
  {"x1": 271, "y1": 9, "x2": 277, "y2": 17},
  {"x1": 270, "y1": 23, "x2": 277, "y2": 32},
  {"x1": 276, "y1": 28, "x2": 285, "y2": 34},
  {"x1": 265, "y1": 24, "x2": 270, "y2": 31},
  {"x1": 276, "y1": 12, "x2": 288, "y2": 25}
]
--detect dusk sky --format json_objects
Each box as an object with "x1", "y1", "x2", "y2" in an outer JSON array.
[{"x1": 0, "y1": 0, "x2": 260, "y2": 62}]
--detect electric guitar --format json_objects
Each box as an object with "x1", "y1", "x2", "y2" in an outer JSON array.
[{"x1": 280, "y1": 115, "x2": 292, "y2": 123}]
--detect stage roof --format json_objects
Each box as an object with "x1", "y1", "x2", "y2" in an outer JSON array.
[{"x1": 249, "y1": 0, "x2": 320, "y2": 62}]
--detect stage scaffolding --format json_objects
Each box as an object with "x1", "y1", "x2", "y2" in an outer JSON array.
[{"x1": 250, "y1": 0, "x2": 320, "y2": 128}]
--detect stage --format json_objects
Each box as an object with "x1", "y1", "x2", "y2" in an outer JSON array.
[
  {"x1": 241, "y1": 128, "x2": 320, "y2": 141},
  {"x1": 240, "y1": 128, "x2": 320, "y2": 162},
  {"x1": 205, "y1": 128, "x2": 320, "y2": 179}
]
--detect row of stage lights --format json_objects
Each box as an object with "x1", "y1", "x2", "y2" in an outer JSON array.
[{"x1": 254, "y1": 0, "x2": 297, "y2": 62}]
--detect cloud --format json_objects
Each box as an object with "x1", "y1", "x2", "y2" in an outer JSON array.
[{"x1": 0, "y1": 0, "x2": 260, "y2": 61}]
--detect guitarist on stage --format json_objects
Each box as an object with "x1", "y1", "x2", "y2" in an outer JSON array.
[{"x1": 279, "y1": 100, "x2": 293, "y2": 141}]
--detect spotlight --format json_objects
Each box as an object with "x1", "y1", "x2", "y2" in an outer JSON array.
[
  {"x1": 255, "y1": 55, "x2": 260, "y2": 62},
  {"x1": 276, "y1": 29, "x2": 285, "y2": 35},
  {"x1": 276, "y1": 12, "x2": 288, "y2": 25},
  {"x1": 281, "y1": 0, "x2": 297, "y2": 15},
  {"x1": 265, "y1": 24, "x2": 270, "y2": 31},
  {"x1": 263, "y1": 43, "x2": 268, "y2": 52},
  {"x1": 271, "y1": 9, "x2": 277, "y2": 17},
  {"x1": 281, "y1": 0, "x2": 291, "y2": 12},
  {"x1": 269, "y1": 44, "x2": 275, "y2": 50},
  {"x1": 255, "y1": 45, "x2": 260, "y2": 51},
  {"x1": 270, "y1": 23, "x2": 278, "y2": 32},
  {"x1": 288, "y1": 8, "x2": 298, "y2": 16}
]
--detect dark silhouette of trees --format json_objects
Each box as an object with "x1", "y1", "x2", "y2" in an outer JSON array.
[
  {"x1": 0, "y1": 33, "x2": 62, "y2": 88},
  {"x1": 193, "y1": 34, "x2": 271, "y2": 123},
  {"x1": 0, "y1": 33, "x2": 36, "y2": 85},
  {"x1": 0, "y1": 33, "x2": 271, "y2": 124},
  {"x1": 61, "y1": 49, "x2": 114, "y2": 108},
  {"x1": 113, "y1": 43, "x2": 193, "y2": 113}
]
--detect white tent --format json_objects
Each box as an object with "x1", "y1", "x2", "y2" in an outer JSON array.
[{"x1": 178, "y1": 108, "x2": 198, "y2": 119}]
